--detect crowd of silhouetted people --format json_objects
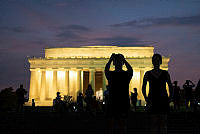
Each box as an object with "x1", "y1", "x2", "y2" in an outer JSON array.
[{"x1": 0, "y1": 53, "x2": 200, "y2": 134}]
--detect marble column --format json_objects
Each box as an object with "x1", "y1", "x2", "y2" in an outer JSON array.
[
  {"x1": 77, "y1": 69, "x2": 82, "y2": 94},
  {"x1": 69, "y1": 70, "x2": 77, "y2": 101},
  {"x1": 36, "y1": 70, "x2": 42, "y2": 100},
  {"x1": 65, "y1": 70, "x2": 69, "y2": 96},
  {"x1": 45, "y1": 70, "x2": 53, "y2": 100},
  {"x1": 52, "y1": 70, "x2": 57, "y2": 99},
  {"x1": 29, "y1": 70, "x2": 36, "y2": 100},
  {"x1": 40, "y1": 70, "x2": 46, "y2": 101},
  {"x1": 81, "y1": 70, "x2": 83, "y2": 93},
  {"x1": 89, "y1": 69, "x2": 95, "y2": 93}
]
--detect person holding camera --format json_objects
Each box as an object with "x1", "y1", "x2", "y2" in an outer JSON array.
[
  {"x1": 105, "y1": 53, "x2": 133, "y2": 134},
  {"x1": 183, "y1": 80, "x2": 195, "y2": 109}
]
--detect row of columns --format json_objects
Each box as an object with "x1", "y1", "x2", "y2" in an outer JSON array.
[
  {"x1": 29, "y1": 68, "x2": 149, "y2": 105},
  {"x1": 29, "y1": 68, "x2": 107, "y2": 102}
]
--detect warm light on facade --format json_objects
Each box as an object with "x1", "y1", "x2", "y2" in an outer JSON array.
[
  {"x1": 131, "y1": 71, "x2": 140, "y2": 91},
  {"x1": 46, "y1": 71, "x2": 53, "y2": 78},
  {"x1": 69, "y1": 70, "x2": 77, "y2": 79},
  {"x1": 27, "y1": 46, "x2": 169, "y2": 106},
  {"x1": 57, "y1": 71, "x2": 66, "y2": 92}
]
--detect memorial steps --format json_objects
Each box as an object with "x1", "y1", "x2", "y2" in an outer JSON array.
[{"x1": 0, "y1": 108, "x2": 199, "y2": 134}]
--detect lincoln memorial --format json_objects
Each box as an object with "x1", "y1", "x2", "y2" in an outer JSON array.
[{"x1": 27, "y1": 46, "x2": 169, "y2": 106}]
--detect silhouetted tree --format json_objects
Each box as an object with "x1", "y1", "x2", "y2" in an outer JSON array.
[{"x1": 0, "y1": 87, "x2": 17, "y2": 111}]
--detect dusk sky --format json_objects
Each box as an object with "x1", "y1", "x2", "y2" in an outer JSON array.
[{"x1": 0, "y1": 0, "x2": 200, "y2": 91}]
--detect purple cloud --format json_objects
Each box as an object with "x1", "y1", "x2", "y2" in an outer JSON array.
[
  {"x1": 55, "y1": 25, "x2": 90, "y2": 40},
  {"x1": 0, "y1": 26, "x2": 32, "y2": 33},
  {"x1": 95, "y1": 36, "x2": 157, "y2": 46},
  {"x1": 111, "y1": 15, "x2": 200, "y2": 28}
]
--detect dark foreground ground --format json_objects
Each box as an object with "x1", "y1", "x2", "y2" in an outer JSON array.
[{"x1": 0, "y1": 107, "x2": 200, "y2": 134}]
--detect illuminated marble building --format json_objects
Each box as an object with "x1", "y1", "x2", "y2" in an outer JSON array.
[{"x1": 27, "y1": 46, "x2": 169, "y2": 106}]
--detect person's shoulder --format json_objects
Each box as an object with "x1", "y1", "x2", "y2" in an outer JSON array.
[
  {"x1": 123, "y1": 70, "x2": 129, "y2": 73},
  {"x1": 144, "y1": 70, "x2": 151, "y2": 75},
  {"x1": 160, "y1": 69, "x2": 169, "y2": 75},
  {"x1": 16, "y1": 88, "x2": 21, "y2": 91},
  {"x1": 161, "y1": 69, "x2": 168, "y2": 73},
  {"x1": 108, "y1": 71, "x2": 114, "y2": 74}
]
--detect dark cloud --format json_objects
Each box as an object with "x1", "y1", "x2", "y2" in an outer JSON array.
[
  {"x1": 58, "y1": 25, "x2": 90, "y2": 32},
  {"x1": 111, "y1": 15, "x2": 200, "y2": 28},
  {"x1": 95, "y1": 36, "x2": 156, "y2": 46},
  {"x1": 54, "y1": 24, "x2": 90, "y2": 39},
  {"x1": 56, "y1": 30, "x2": 80, "y2": 39},
  {"x1": 0, "y1": 26, "x2": 31, "y2": 33}
]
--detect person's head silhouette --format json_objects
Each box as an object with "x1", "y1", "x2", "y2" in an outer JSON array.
[
  {"x1": 186, "y1": 80, "x2": 190, "y2": 85},
  {"x1": 134, "y1": 88, "x2": 137, "y2": 93},
  {"x1": 20, "y1": 84, "x2": 23, "y2": 88},
  {"x1": 152, "y1": 53, "x2": 162, "y2": 69},
  {"x1": 88, "y1": 84, "x2": 92, "y2": 90},
  {"x1": 57, "y1": 92, "x2": 61, "y2": 97},
  {"x1": 173, "y1": 81, "x2": 178, "y2": 86},
  {"x1": 113, "y1": 54, "x2": 125, "y2": 71},
  {"x1": 79, "y1": 92, "x2": 82, "y2": 96}
]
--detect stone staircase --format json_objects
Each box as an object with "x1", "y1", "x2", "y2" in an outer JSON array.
[
  {"x1": 167, "y1": 112, "x2": 200, "y2": 134},
  {"x1": 0, "y1": 107, "x2": 199, "y2": 134}
]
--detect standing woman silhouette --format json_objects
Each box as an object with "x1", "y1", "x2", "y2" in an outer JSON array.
[{"x1": 142, "y1": 53, "x2": 173, "y2": 134}]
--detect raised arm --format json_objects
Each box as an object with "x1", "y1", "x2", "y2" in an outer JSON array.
[
  {"x1": 189, "y1": 80, "x2": 195, "y2": 88},
  {"x1": 183, "y1": 82, "x2": 187, "y2": 89},
  {"x1": 105, "y1": 54, "x2": 115, "y2": 80},
  {"x1": 120, "y1": 54, "x2": 133, "y2": 79},
  {"x1": 166, "y1": 71, "x2": 173, "y2": 99},
  {"x1": 124, "y1": 59, "x2": 133, "y2": 78},
  {"x1": 142, "y1": 72, "x2": 148, "y2": 102}
]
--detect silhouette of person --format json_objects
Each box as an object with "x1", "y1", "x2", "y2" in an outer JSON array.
[
  {"x1": 142, "y1": 53, "x2": 173, "y2": 134},
  {"x1": 195, "y1": 80, "x2": 200, "y2": 102},
  {"x1": 32, "y1": 99, "x2": 35, "y2": 112},
  {"x1": 91, "y1": 96, "x2": 99, "y2": 115},
  {"x1": 105, "y1": 53, "x2": 133, "y2": 134},
  {"x1": 173, "y1": 81, "x2": 181, "y2": 111},
  {"x1": 53, "y1": 92, "x2": 66, "y2": 113},
  {"x1": 55, "y1": 92, "x2": 62, "y2": 103},
  {"x1": 16, "y1": 84, "x2": 27, "y2": 112},
  {"x1": 77, "y1": 92, "x2": 83, "y2": 112},
  {"x1": 103, "y1": 85, "x2": 110, "y2": 112},
  {"x1": 194, "y1": 79, "x2": 200, "y2": 112},
  {"x1": 85, "y1": 84, "x2": 94, "y2": 112},
  {"x1": 183, "y1": 80, "x2": 195, "y2": 109},
  {"x1": 131, "y1": 88, "x2": 138, "y2": 111}
]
